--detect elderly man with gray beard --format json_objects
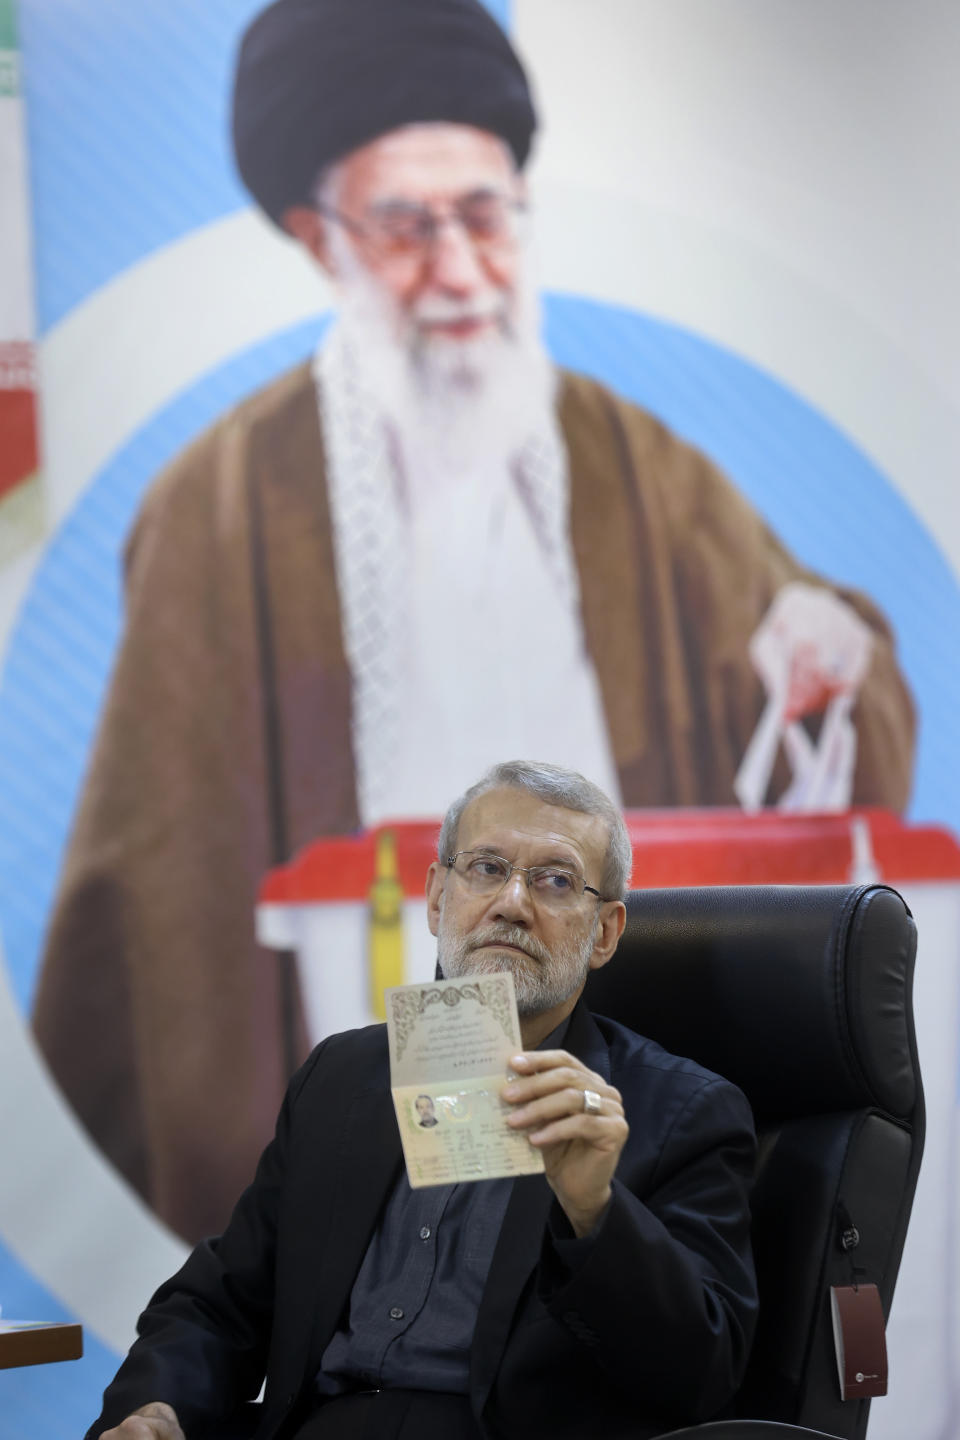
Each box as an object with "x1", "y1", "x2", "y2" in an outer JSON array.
[
  {"x1": 89, "y1": 760, "x2": 758, "y2": 1440},
  {"x1": 33, "y1": 0, "x2": 913, "y2": 1246}
]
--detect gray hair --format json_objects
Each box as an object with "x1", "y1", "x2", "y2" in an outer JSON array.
[{"x1": 437, "y1": 760, "x2": 632, "y2": 901}]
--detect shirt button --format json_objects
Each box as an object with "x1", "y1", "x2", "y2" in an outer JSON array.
[
  {"x1": 389, "y1": 1306, "x2": 404, "y2": 1321},
  {"x1": 419, "y1": 1226, "x2": 431, "y2": 1240}
]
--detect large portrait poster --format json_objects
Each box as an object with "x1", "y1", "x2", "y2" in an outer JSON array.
[{"x1": 0, "y1": 1, "x2": 957, "y2": 1434}]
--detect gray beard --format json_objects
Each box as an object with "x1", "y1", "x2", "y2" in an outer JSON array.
[
  {"x1": 328, "y1": 227, "x2": 557, "y2": 475},
  {"x1": 438, "y1": 918, "x2": 599, "y2": 1017}
]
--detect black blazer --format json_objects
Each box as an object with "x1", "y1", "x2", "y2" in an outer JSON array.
[{"x1": 89, "y1": 1004, "x2": 757, "y2": 1440}]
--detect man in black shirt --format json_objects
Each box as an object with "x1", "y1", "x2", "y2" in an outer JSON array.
[{"x1": 92, "y1": 760, "x2": 757, "y2": 1440}]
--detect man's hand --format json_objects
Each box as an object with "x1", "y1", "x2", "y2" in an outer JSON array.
[
  {"x1": 99, "y1": 1402, "x2": 184, "y2": 1440},
  {"x1": 502, "y1": 1050, "x2": 628, "y2": 1237},
  {"x1": 735, "y1": 582, "x2": 874, "y2": 812},
  {"x1": 748, "y1": 581, "x2": 873, "y2": 722}
]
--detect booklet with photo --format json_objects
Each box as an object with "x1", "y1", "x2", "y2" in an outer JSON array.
[{"x1": 386, "y1": 972, "x2": 545, "y2": 1188}]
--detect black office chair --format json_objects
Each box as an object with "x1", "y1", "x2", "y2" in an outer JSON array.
[{"x1": 583, "y1": 883, "x2": 924, "y2": 1440}]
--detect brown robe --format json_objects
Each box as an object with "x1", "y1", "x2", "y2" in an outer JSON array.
[{"x1": 31, "y1": 365, "x2": 914, "y2": 1242}]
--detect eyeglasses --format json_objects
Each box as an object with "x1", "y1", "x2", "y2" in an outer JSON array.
[
  {"x1": 446, "y1": 851, "x2": 604, "y2": 908},
  {"x1": 316, "y1": 192, "x2": 526, "y2": 262}
]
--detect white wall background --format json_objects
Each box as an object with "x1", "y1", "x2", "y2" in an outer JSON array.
[{"x1": 517, "y1": 0, "x2": 960, "y2": 578}]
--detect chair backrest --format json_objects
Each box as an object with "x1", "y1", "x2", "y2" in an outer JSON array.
[{"x1": 582, "y1": 883, "x2": 924, "y2": 1440}]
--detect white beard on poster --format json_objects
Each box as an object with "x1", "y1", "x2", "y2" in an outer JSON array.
[{"x1": 317, "y1": 220, "x2": 621, "y2": 825}]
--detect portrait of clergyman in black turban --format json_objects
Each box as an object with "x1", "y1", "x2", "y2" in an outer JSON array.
[{"x1": 31, "y1": 0, "x2": 914, "y2": 1243}]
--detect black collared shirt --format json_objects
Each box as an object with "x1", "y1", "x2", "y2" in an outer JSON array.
[{"x1": 316, "y1": 1017, "x2": 577, "y2": 1396}]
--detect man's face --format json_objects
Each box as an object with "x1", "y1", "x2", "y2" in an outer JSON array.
[
  {"x1": 285, "y1": 123, "x2": 528, "y2": 392},
  {"x1": 330, "y1": 123, "x2": 523, "y2": 345},
  {"x1": 415, "y1": 1096, "x2": 436, "y2": 1122},
  {"x1": 426, "y1": 787, "x2": 625, "y2": 1036}
]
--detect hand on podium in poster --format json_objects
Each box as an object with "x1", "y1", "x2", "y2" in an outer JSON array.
[
  {"x1": 99, "y1": 1402, "x2": 184, "y2": 1440},
  {"x1": 749, "y1": 582, "x2": 874, "y2": 721},
  {"x1": 734, "y1": 582, "x2": 874, "y2": 813}
]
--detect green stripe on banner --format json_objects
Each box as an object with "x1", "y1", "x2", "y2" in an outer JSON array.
[
  {"x1": 0, "y1": 0, "x2": 18, "y2": 53},
  {"x1": 0, "y1": 0, "x2": 18, "y2": 97}
]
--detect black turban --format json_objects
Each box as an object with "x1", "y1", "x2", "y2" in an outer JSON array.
[{"x1": 232, "y1": 0, "x2": 538, "y2": 226}]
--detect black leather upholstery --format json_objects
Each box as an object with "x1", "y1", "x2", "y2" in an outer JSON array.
[{"x1": 583, "y1": 884, "x2": 924, "y2": 1440}]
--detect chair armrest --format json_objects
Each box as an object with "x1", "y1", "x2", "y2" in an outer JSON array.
[{"x1": 657, "y1": 1422, "x2": 841, "y2": 1439}]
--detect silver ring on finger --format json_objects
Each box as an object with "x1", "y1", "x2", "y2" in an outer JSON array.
[{"x1": 582, "y1": 1088, "x2": 603, "y2": 1115}]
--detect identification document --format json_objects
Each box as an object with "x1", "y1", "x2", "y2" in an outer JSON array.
[{"x1": 386, "y1": 973, "x2": 545, "y2": 1188}]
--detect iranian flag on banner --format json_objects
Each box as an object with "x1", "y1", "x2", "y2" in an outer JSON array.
[{"x1": 0, "y1": 0, "x2": 44, "y2": 564}]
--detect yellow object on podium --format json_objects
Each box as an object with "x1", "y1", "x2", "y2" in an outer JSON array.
[{"x1": 367, "y1": 829, "x2": 405, "y2": 1019}]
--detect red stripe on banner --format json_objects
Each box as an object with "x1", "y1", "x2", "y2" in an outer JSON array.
[
  {"x1": 258, "y1": 809, "x2": 960, "y2": 905},
  {"x1": 0, "y1": 389, "x2": 40, "y2": 498}
]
